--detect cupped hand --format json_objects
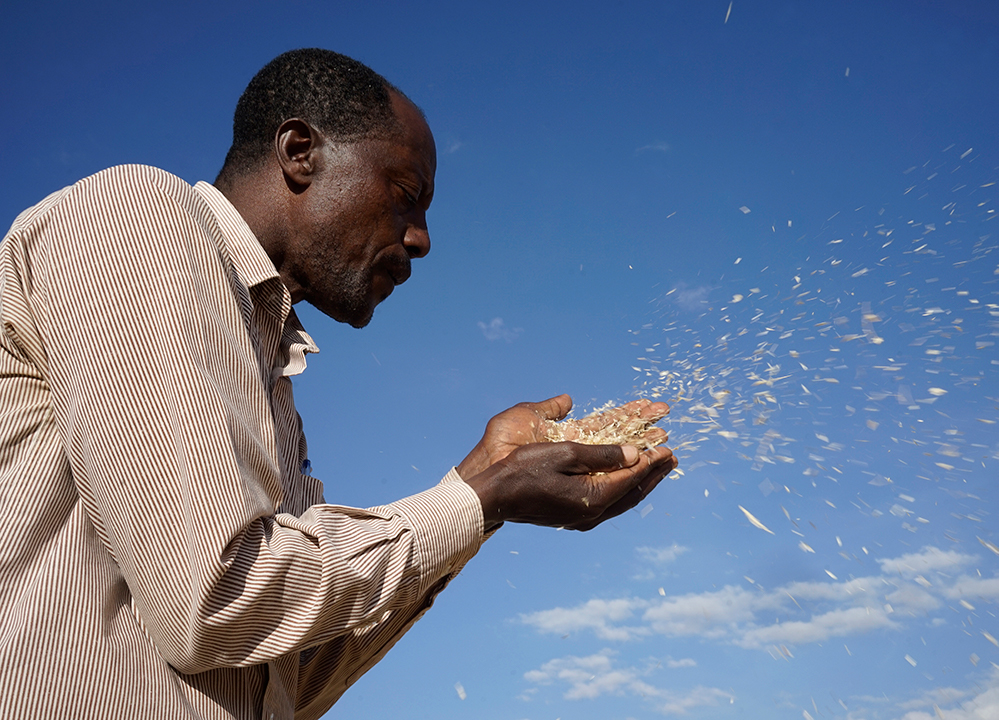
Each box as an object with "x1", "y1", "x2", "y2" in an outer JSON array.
[
  {"x1": 457, "y1": 395, "x2": 670, "y2": 479},
  {"x1": 457, "y1": 394, "x2": 574, "y2": 480},
  {"x1": 550, "y1": 398, "x2": 670, "y2": 450},
  {"x1": 465, "y1": 440, "x2": 677, "y2": 532}
]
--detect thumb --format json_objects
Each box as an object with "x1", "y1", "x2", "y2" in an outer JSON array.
[
  {"x1": 556, "y1": 442, "x2": 639, "y2": 475},
  {"x1": 527, "y1": 394, "x2": 573, "y2": 422}
]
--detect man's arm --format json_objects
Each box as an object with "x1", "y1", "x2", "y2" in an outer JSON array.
[{"x1": 294, "y1": 396, "x2": 676, "y2": 717}]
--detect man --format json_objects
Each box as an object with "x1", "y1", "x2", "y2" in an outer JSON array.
[{"x1": 0, "y1": 49, "x2": 676, "y2": 719}]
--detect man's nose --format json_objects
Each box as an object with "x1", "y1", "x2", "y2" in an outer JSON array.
[{"x1": 404, "y1": 223, "x2": 431, "y2": 259}]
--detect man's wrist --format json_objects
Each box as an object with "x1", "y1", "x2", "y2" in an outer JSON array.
[
  {"x1": 456, "y1": 442, "x2": 489, "y2": 481},
  {"x1": 460, "y1": 462, "x2": 507, "y2": 532}
]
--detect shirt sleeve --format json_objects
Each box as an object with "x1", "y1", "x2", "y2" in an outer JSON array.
[
  {"x1": 292, "y1": 468, "x2": 481, "y2": 719},
  {"x1": 14, "y1": 166, "x2": 487, "y2": 677}
]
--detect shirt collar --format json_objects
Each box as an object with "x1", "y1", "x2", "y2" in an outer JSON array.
[
  {"x1": 193, "y1": 180, "x2": 280, "y2": 290},
  {"x1": 194, "y1": 181, "x2": 320, "y2": 375}
]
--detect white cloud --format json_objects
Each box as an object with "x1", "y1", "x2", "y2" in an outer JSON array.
[
  {"x1": 635, "y1": 142, "x2": 670, "y2": 154},
  {"x1": 519, "y1": 598, "x2": 650, "y2": 641},
  {"x1": 643, "y1": 584, "x2": 781, "y2": 638},
  {"x1": 736, "y1": 606, "x2": 898, "y2": 649},
  {"x1": 653, "y1": 686, "x2": 735, "y2": 716},
  {"x1": 668, "y1": 283, "x2": 714, "y2": 312},
  {"x1": 885, "y1": 583, "x2": 942, "y2": 614},
  {"x1": 783, "y1": 575, "x2": 882, "y2": 602},
  {"x1": 523, "y1": 650, "x2": 733, "y2": 715},
  {"x1": 520, "y1": 546, "x2": 993, "y2": 654},
  {"x1": 896, "y1": 684, "x2": 972, "y2": 712},
  {"x1": 785, "y1": 570, "x2": 946, "y2": 616},
  {"x1": 890, "y1": 667, "x2": 999, "y2": 720},
  {"x1": 518, "y1": 548, "x2": 998, "y2": 718},
  {"x1": 478, "y1": 317, "x2": 523, "y2": 342},
  {"x1": 943, "y1": 576, "x2": 999, "y2": 602},
  {"x1": 878, "y1": 547, "x2": 976, "y2": 576},
  {"x1": 637, "y1": 544, "x2": 690, "y2": 565},
  {"x1": 524, "y1": 650, "x2": 631, "y2": 699}
]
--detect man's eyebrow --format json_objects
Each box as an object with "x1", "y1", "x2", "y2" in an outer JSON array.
[{"x1": 394, "y1": 162, "x2": 432, "y2": 188}]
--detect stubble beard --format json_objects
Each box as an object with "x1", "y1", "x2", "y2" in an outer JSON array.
[{"x1": 321, "y1": 263, "x2": 376, "y2": 329}]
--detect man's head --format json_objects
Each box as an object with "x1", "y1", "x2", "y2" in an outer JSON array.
[
  {"x1": 217, "y1": 49, "x2": 403, "y2": 182},
  {"x1": 216, "y1": 49, "x2": 436, "y2": 328}
]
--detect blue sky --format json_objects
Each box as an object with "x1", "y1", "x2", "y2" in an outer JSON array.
[{"x1": 3, "y1": 2, "x2": 998, "y2": 718}]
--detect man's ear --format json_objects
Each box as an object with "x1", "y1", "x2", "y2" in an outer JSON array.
[{"x1": 275, "y1": 118, "x2": 320, "y2": 189}]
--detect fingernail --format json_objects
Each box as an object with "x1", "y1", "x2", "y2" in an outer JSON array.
[{"x1": 622, "y1": 445, "x2": 639, "y2": 465}]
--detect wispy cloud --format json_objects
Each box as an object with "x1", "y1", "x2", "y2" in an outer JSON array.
[
  {"x1": 895, "y1": 684, "x2": 973, "y2": 713},
  {"x1": 643, "y1": 584, "x2": 781, "y2": 640},
  {"x1": 519, "y1": 598, "x2": 649, "y2": 641},
  {"x1": 878, "y1": 547, "x2": 976, "y2": 575},
  {"x1": 637, "y1": 544, "x2": 690, "y2": 565},
  {"x1": 635, "y1": 142, "x2": 671, "y2": 154},
  {"x1": 478, "y1": 317, "x2": 523, "y2": 342},
  {"x1": 523, "y1": 649, "x2": 732, "y2": 715},
  {"x1": 667, "y1": 282, "x2": 714, "y2": 312},
  {"x1": 653, "y1": 685, "x2": 735, "y2": 716},
  {"x1": 736, "y1": 606, "x2": 897, "y2": 648},
  {"x1": 890, "y1": 666, "x2": 999, "y2": 720},
  {"x1": 521, "y1": 546, "x2": 988, "y2": 653},
  {"x1": 942, "y1": 576, "x2": 999, "y2": 600}
]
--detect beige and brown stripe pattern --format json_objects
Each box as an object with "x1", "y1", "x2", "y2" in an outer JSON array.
[{"x1": 0, "y1": 165, "x2": 486, "y2": 719}]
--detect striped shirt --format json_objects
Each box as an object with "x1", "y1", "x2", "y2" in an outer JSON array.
[{"x1": 0, "y1": 165, "x2": 486, "y2": 720}]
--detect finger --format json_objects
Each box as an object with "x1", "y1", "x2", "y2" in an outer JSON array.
[
  {"x1": 637, "y1": 427, "x2": 668, "y2": 446},
  {"x1": 544, "y1": 441, "x2": 637, "y2": 476},
  {"x1": 622, "y1": 452, "x2": 676, "y2": 504},
  {"x1": 612, "y1": 398, "x2": 667, "y2": 419},
  {"x1": 576, "y1": 399, "x2": 669, "y2": 434},
  {"x1": 573, "y1": 400, "x2": 646, "y2": 433},
  {"x1": 586, "y1": 446, "x2": 675, "y2": 490},
  {"x1": 638, "y1": 400, "x2": 670, "y2": 420},
  {"x1": 522, "y1": 394, "x2": 573, "y2": 422},
  {"x1": 574, "y1": 451, "x2": 677, "y2": 530},
  {"x1": 571, "y1": 445, "x2": 670, "y2": 511}
]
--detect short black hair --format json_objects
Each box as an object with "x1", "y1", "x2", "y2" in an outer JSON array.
[{"x1": 217, "y1": 48, "x2": 402, "y2": 181}]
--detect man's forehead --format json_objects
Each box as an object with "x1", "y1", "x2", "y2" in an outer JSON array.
[{"x1": 389, "y1": 92, "x2": 435, "y2": 162}]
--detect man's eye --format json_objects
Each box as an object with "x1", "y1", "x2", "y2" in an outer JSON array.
[{"x1": 399, "y1": 185, "x2": 418, "y2": 205}]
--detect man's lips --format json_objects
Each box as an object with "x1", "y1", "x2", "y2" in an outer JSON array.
[{"x1": 385, "y1": 254, "x2": 412, "y2": 286}]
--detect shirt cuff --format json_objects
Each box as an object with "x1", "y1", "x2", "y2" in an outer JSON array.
[
  {"x1": 440, "y1": 466, "x2": 503, "y2": 541},
  {"x1": 379, "y1": 475, "x2": 485, "y2": 597}
]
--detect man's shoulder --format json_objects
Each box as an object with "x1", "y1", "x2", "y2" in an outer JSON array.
[
  {"x1": 1, "y1": 164, "x2": 236, "y2": 283},
  {"x1": 6, "y1": 165, "x2": 201, "y2": 239},
  {"x1": 68, "y1": 164, "x2": 200, "y2": 210}
]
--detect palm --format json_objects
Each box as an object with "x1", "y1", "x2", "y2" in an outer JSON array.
[
  {"x1": 547, "y1": 399, "x2": 669, "y2": 449},
  {"x1": 458, "y1": 395, "x2": 669, "y2": 479},
  {"x1": 458, "y1": 396, "x2": 571, "y2": 478}
]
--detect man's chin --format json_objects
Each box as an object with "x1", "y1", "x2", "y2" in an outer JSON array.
[
  {"x1": 312, "y1": 299, "x2": 375, "y2": 328},
  {"x1": 349, "y1": 287, "x2": 396, "y2": 328},
  {"x1": 309, "y1": 283, "x2": 382, "y2": 328},
  {"x1": 337, "y1": 304, "x2": 375, "y2": 328},
  {"x1": 347, "y1": 312, "x2": 374, "y2": 329}
]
